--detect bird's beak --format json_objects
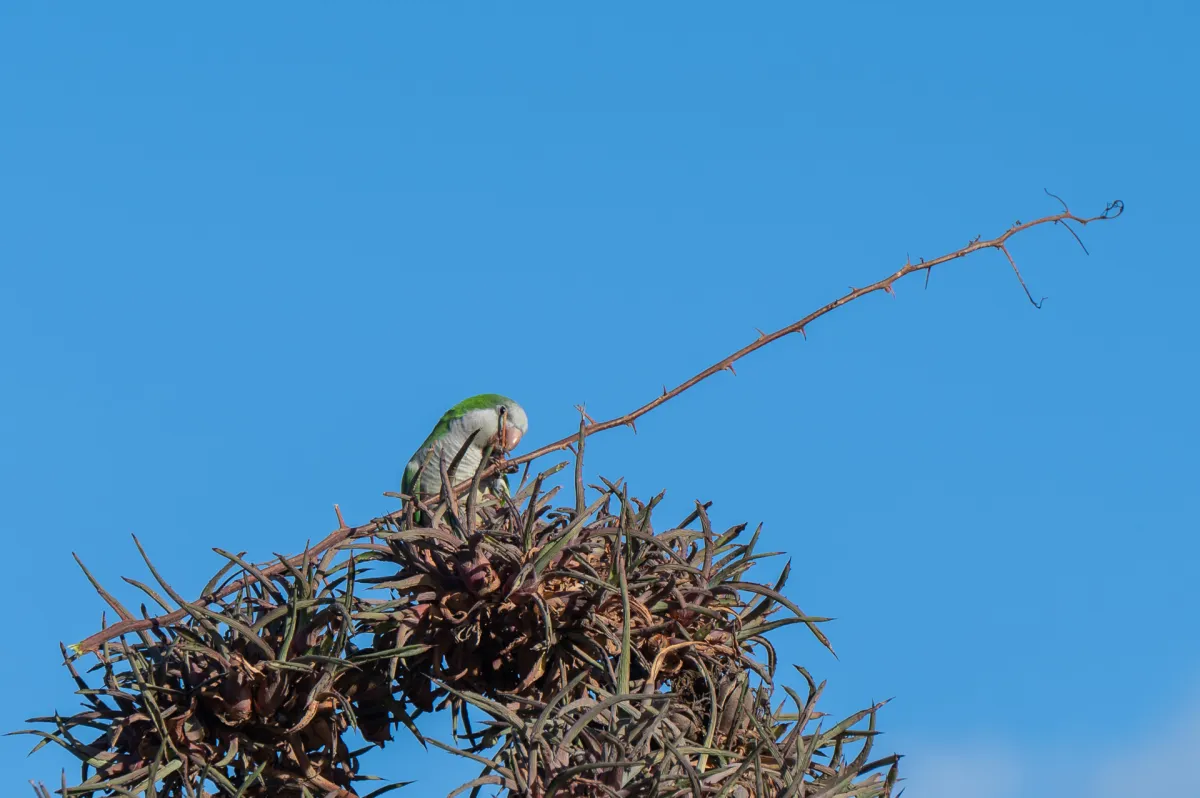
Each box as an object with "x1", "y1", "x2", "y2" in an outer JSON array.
[{"x1": 500, "y1": 426, "x2": 523, "y2": 451}]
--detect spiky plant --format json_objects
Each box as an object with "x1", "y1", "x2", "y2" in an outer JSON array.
[
  {"x1": 362, "y1": 458, "x2": 899, "y2": 797},
  {"x1": 18, "y1": 450, "x2": 898, "y2": 797},
  {"x1": 17, "y1": 541, "x2": 404, "y2": 797}
]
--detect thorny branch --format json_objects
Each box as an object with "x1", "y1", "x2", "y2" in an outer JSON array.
[
  {"x1": 512, "y1": 197, "x2": 1121, "y2": 463},
  {"x1": 71, "y1": 196, "x2": 1123, "y2": 656}
]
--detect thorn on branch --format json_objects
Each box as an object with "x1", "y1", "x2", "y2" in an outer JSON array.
[
  {"x1": 574, "y1": 404, "x2": 597, "y2": 426},
  {"x1": 726, "y1": 364, "x2": 737, "y2": 376},
  {"x1": 334, "y1": 504, "x2": 346, "y2": 529},
  {"x1": 924, "y1": 266, "x2": 933, "y2": 290},
  {"x1": 798, "y1": 326, "x2": 807, "y2": 340},
  {"x1": 882, "y1": 283, "x2": 896, "y2": 297},
  {"x1": 997, "y1": 243, "x2": 1046, "y2": 309},
  {"x1": 1056, "y1": 219, "x2": 1090, "y2": 255},
  {"x1": 1044, "y1": 188, "x2": 1069, "y2": 212},
  {"x1": 626, "y1": 419, "x2": 637, "y2": 434},
  {"x1": 755, "y1": 327, "x2": 767, "y2": 339}
]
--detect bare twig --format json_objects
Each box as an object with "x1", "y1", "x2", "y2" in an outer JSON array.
[
  {"x1": 508, "y1": 199, "x2": 1122, "y2": 467},
  {"x1": 70, "y1": 197, "x2": 1122, "y2": 655},
  {"x1": 997, "y1": 243, "x2": 1045, "y2": 308}
]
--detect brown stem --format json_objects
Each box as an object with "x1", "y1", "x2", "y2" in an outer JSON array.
[{"x1": 507, "y1": 201, "x2": 1121, "y2": 467}]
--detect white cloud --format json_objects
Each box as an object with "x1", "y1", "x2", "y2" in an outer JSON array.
[
  {"x1": 901, "y1": 686, "x2": 1200, "y2": 798},
  {"x1": 901, "y1": 741, "x2": 1024, "y2": 798},
  {"x1": 1089, "y1": 689, "x2": 1200, "y2": 798}
]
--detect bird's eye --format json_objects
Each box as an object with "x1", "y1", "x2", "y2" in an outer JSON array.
[{"x1": 499, "y1": 405, "x2": 508, "y2": 416}]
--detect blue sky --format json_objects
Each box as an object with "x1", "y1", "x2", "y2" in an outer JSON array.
[{"x1": 2, "y1": 3, "x2": 1196, "y2": 796}]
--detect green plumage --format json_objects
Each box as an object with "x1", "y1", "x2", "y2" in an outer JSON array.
[
  {"x1": 401, "y1": 394, "x2": 526, "y2": 506},
  {"x1": 413, "y1": 393, "x2": 516, "y2": 453}
]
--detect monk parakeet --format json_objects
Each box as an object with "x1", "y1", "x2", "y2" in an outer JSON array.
[{"x1": 402, "y1": 394, "x2": 529, "y2": 504}]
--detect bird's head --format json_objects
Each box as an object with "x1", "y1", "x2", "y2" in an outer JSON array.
[{"x1": 453, "y1": 394, "x2": 528, "y2": 453}]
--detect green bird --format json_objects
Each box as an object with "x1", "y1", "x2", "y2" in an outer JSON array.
[{"x1": 402, "y1": 394, "x2": 529, "y2": 506}]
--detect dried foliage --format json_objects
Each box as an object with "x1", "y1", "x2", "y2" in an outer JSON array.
[
  {"x1": 17, "y1": 197, "x2": 1125, "y2": 796},
  {"x1": 19, "y1": 455, "x2": 897, "y2": 797},
  {"x1": 363, "y1": 460, "x2": 898, "y2": 797},
  {"x1": 19, "y1": 543, "x2": 396, "y2": 796}
]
